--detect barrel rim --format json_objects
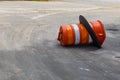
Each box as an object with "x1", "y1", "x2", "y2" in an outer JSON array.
[{"x1": 79, "y1": 15, "x2": 101, "y2": 48}]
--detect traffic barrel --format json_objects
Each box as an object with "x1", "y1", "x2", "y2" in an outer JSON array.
[{"x1": 57, "y1": 15, "x2": 106, "y2": 48}]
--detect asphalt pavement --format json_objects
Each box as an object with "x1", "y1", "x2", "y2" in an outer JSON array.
[{"x1": 0, "y1": 1, "x2": 120, "y2": 80}]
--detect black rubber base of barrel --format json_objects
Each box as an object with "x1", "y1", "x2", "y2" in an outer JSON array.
[{"x1": 79, "y1": 15, "x2": 101, "y2": 48}]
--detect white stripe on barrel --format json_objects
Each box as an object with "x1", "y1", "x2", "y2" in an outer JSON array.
[
  {"x1": 89, "y1": 35, "x2": 92, "y2": 43},
  {"x1": 71, "y1": 24, "x2": 80, "y2": 45}
]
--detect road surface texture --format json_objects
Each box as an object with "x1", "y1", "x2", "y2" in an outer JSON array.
[{"x1": 0, "y1": 1, "x2": 120, "y2": 80}]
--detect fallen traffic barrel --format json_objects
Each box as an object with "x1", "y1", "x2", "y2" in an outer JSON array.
[{"x1": 57, "y1": 15, "x2": 106, "y2": 48}]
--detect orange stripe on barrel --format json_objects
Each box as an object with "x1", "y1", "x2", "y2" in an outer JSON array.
[
  {"x1": 66, "y1": 25, "x2": 74, "y2": 45},
  {"x1": 70, "y1": 25, "x2": 75, "y2": 45},
  {"x1": 80, "y1": 24, "x2": 89, "y2": 44}
]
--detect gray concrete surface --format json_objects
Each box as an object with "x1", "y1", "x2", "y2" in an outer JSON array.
[{"x1": 0, "y1": 1, "x2": 120, "y2": 80}]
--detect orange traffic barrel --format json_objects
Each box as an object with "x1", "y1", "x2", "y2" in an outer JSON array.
[{"x1": 57, "y1": 15, "x2": 106, "y2": 48}]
